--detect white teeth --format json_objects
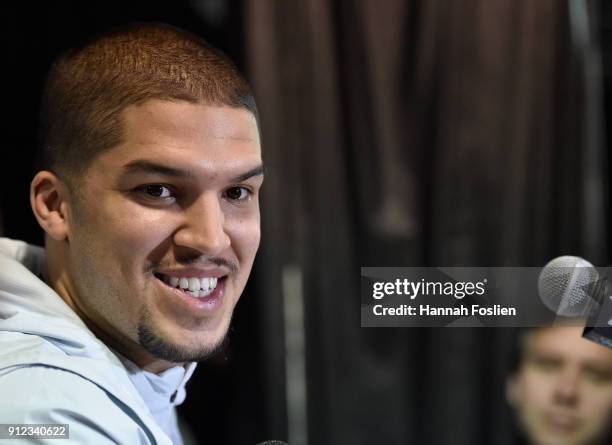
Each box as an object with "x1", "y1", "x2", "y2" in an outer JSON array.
[
  {"x1": 188, "y1": 277, "x2": 200, "y2": 292},
  {"x1": 186, "y1": 288, "x2": 214, "y2": 298},
  {"x1": 164, "y1": 275, "x2": 220, "y2": 292},
  {"x1": 198, "y1": 288, "x2": 214, "y2": 298}
]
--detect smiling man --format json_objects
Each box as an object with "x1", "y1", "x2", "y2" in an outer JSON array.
[
  {"x1": 0, "y1": 23, "x2": 262, "y2": 444},
  {"x1": 507, "y1": 326, "x2": 612, "y2": 445}
]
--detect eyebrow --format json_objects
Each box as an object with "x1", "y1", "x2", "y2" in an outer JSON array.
[
  {"x1": 121, "y1": 160, "x2": 265, "y2": 182},
  {"x1": 231, "y1": 164, "x2": 265, "y2": 182}
]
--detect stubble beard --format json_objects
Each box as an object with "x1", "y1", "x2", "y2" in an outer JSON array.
[{"x1": 137, "y1": 307, "x2": 230, "y2": 363}]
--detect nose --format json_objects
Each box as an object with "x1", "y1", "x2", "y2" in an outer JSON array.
[
  {"x1": 173, "y1": 193, "x2": 231, "y2": 256},
  {"x1": 552, "y1": 367, "x2": 580, "y2": 407}
]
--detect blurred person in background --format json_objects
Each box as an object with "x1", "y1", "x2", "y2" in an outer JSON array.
[{"x1": 506, "y1": 326, "x2": 612, "y2": 445}]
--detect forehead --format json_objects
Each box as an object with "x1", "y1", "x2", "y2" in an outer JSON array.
[
  {"x1": 527, "y1": 327, "x2": 612, "y2": 365},
  {"x1": 123, "y1": 100, "x2": 259, "y2": 143},
  {"x1": 93, "y1": 100, "x2": 261, "y2": 175}
]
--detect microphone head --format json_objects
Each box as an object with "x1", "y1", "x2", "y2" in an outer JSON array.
[{"x1": 538, "y1": 256, "x2": 599, "y2": 317}]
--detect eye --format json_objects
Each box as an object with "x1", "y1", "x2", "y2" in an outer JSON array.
[
  {"x1": 224, "y1": 186, "x2": 251, "y2": 202},
  {"x1": 531, "y1": 357, "x2": 562, "y2": 372},
  {"x1": 585, "y1": 367, "x2": 612, "y2": 384},
  {"x1": 135, "y1": 184, "x2": 175, "y2": 202}
]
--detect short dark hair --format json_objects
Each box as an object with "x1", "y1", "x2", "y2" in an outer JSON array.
[
  {"x1": 38, "y1": 22, "x2": 258, "y2": 188},
  {"x1": 508, "y1": 321, "x2": 589, "y2": 375}
]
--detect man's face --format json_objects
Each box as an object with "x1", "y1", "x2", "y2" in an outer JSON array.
[
  {"x1": 507, "y1": 327, "x2": 612, "y2": 445},
  {"x1": 63, "y1": 100, "x2": 262, "y2": 370}
]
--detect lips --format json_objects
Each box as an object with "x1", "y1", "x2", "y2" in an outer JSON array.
[{"x1": 545, "y1": 412, "x2": 579, "y2": 433}]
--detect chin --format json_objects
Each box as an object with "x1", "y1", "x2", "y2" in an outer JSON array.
[
  {"x1": 138, "y1": 311, "x2": 232, "y2": 363},
  {"x1": 140, "y1": 326, "x2": 228, "y2": 363}
]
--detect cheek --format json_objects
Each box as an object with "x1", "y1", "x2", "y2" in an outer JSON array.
[
  {"x1": 80, "y1": 199, "x2": 179, "y2": 272},
  {"x1": 579, "y1": 393, "x2": 612, "y2": 440},
  {"x1": 227, "y1": 217, "x2": 261, "y2": 259},
  {"x1": 581, "y1": 388, "x2": 612, "y2": 415},
  {"x1": 519, "y1": 373, "x2": 554, "y2": 408},
  {"x1": 105, "y1": 197, "x2": 178, "y2": 242}
]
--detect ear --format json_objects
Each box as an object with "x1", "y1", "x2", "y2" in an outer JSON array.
[{"x1": 30, "y1": 171, "x2": 73, "y2": 241}]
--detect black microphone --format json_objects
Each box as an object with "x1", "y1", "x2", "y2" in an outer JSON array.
[{"x1": 538, "y1": 256, "x2": 612, "y2": 348}]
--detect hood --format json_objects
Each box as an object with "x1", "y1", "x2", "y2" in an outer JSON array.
[{"x1": 0, "y1": 237, "x2": 118, "y2": 362}]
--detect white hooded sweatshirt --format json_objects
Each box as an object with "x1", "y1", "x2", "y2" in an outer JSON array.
[{"x1": 0, "y1": 238, "x2": 197, "y2": 444}]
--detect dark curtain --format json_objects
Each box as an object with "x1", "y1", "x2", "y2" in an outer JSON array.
[{"x1": 245, "y1": 1, "x2": 606, "y2": 444}]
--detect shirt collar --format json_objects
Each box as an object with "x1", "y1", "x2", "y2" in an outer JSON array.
[{"x1": 111, "y1": 349, "x2": 197, "y2": 413}]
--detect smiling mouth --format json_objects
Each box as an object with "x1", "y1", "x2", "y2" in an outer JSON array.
[{"x1": 154, "y1": 273, "x2": 225, "y2": 298}]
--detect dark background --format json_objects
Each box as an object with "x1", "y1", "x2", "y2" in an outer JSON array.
[{"x1": 2, "y1": 1, "x2": 611, "y2": 444}]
